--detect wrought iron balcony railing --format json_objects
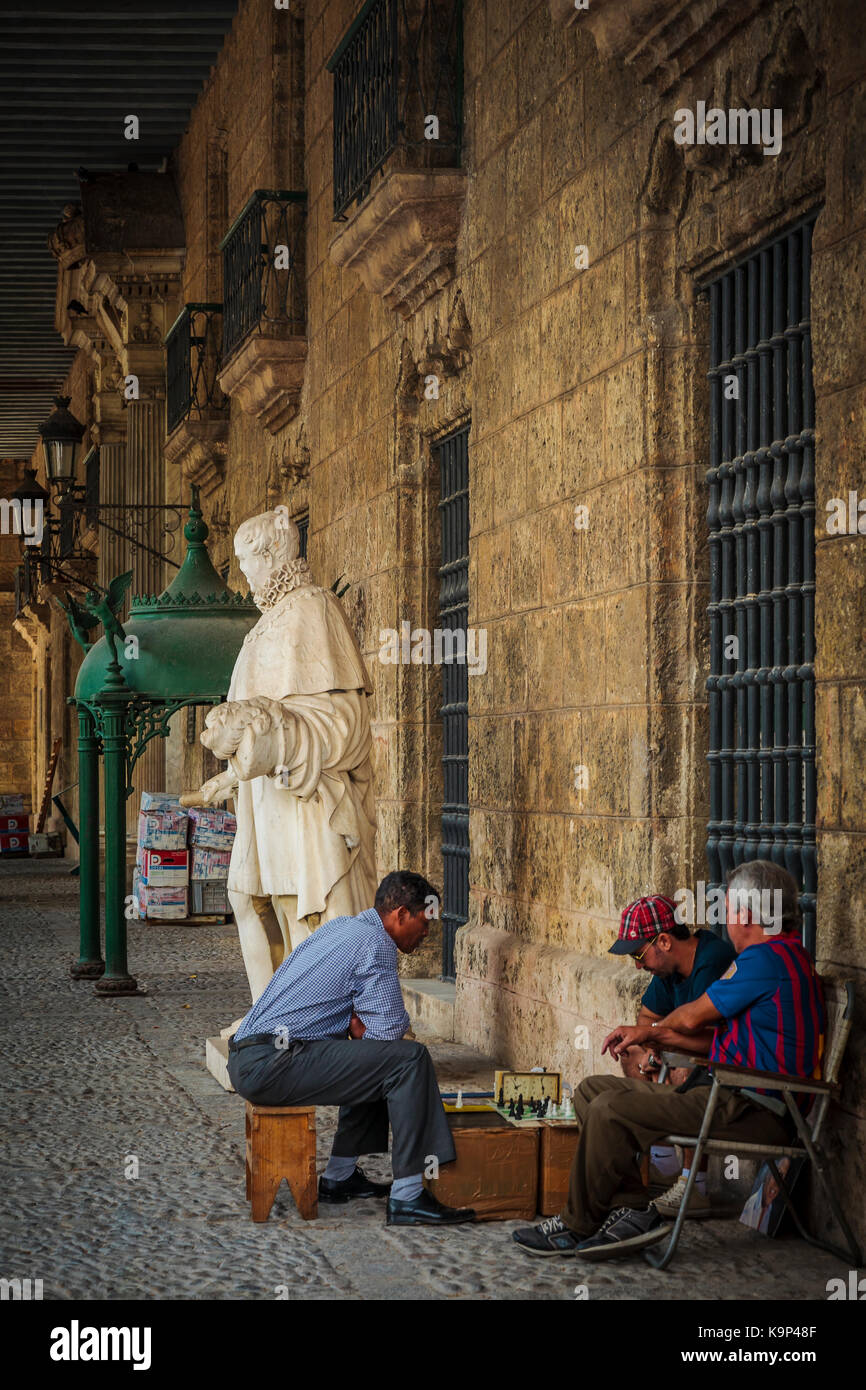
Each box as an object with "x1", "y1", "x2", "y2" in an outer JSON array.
[
  {"x1": 220, "y1": 191, "x2": 307, "y2": 362},
  {"x1": 328, "y1": 0, "x2": 463, "y2": 219},
  {"x1": 165, "y1": 303, "x2": 227, "y2": 435}
]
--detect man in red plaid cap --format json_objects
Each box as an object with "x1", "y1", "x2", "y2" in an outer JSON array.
[{"x1": 608, "y1": 895, "x2": 734, "y2": 1085}]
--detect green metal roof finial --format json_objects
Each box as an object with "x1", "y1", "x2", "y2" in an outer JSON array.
[{"x1": 184, "y1": 484, "x2": 208, "y2": 548}]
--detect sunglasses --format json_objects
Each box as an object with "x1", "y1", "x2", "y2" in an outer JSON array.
[{"x1": 633, "y1": 934, "x2": 659, "y2": 962}]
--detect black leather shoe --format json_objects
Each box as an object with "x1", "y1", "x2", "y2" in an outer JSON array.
[
  {"x1": 318, "y1": 1166, "x2": 392, "y2": 1203},
  {"x1": 386, "y1": 1188, "x2": 475, "y2": 1227}
]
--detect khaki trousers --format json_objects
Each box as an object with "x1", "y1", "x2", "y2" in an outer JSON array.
[{"x1": 562, "y1": 1073, "x2": 790, "y2": 1237}]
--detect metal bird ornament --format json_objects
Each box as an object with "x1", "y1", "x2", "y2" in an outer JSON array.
[
  {"x1": 82, "y1": 570, "x2": 133, "y2": 647},
  {"x1": 55, "y1": 591, "x2": 100, "y2": 653}
]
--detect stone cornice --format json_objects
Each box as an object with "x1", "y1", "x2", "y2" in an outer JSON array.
[
  {"x1": 551, "y1": 0, "x2": 767, "y2": 93},
  {"x1": 163, "y1": 414, "x2": 230, "y2": 497},
  {"x1": 217, "y1": 326, "x2": 306, "y2": 435},
  {"x1": 328, "y1": 168, "x2": 467, "y2": 320}
]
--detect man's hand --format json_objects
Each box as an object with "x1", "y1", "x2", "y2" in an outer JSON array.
[
  {"x1": 348, "y1": 1012, "x2": 366, "y2": 1039},
  {"x1": 602, "y1": 1023, "x2": 652, "y2": 1060}
]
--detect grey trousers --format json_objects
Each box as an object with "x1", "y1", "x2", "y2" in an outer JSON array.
[{"x1": 227, "y1": 1035, "x2": 456, "y2": 1179}]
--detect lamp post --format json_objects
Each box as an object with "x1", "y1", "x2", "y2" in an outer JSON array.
[{"x1": 37, "y1": 395, "x2": 85, "y2": 494}]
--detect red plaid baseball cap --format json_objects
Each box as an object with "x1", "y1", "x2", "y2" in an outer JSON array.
[{"x1": 608, "y1": 895, "x2": 679, "y2": 955}]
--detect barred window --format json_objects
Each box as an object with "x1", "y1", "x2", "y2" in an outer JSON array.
[
  {"x1": 435, "y1": 423, "x2": 469, "y2": 980},
  {"x1": 704, "y1": 212, "x2": 819, "y2": 952}
]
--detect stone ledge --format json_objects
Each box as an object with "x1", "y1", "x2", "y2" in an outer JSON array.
[
  {"x1": 205, "y1": 1034, "x2": 234, "y2": 1092},
  {"x1": 550, "y1": 0, "x2": 766, "y2": 93},
  {"x1": 402, "y1": 978, "x2": 456, "y2": 1040},
  {"x1": 328, "y1": 168, "x2": 467, "y2": 320},
  {"x1": 217, "y1": 326, "x2": 306, "y2": 435},
  {"x1": 455, "y1": 923, "x2": 643, "y2": 1082},
  {"x1": 164, "y1": 414, "x2": 229, "y2": 496}
]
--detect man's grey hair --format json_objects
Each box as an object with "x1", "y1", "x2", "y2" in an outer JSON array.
[
  {"x1": 725, "y1": 859, "x2": 801, "y2": 933},
  {"x1": 234, "y1": 505, "x2": 300, "y2": 566}
]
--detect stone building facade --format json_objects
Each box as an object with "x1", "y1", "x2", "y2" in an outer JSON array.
[{"x1": 9, "y1": 0, "x2": 866, "y2": 1248}]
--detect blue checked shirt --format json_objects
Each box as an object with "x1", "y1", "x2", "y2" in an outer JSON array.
[{"x1": 233, "y1": 907, "x2": 411, "y2": 1043}]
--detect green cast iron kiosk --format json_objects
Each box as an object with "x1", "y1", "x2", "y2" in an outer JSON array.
[{"x1": 68, "y1": 493, "x2": 258, "y2": 995}]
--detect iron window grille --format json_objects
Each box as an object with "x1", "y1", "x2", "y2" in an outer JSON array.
[
  {"x1": 435, "y1": 422, "x2": 470, "y2": 980},
  {"x1": 327, "y1": 0, "x2": 463, "y2": 220},
  {"x1": 704, "y1": 211, "x2": 819, "y2": 954},
  {"x1": 296, "y1": 512, "x2": 309, "y2": 560},
  {"x1": 220, "y1": 190, "x2": 307, "y2": 362},
  {"x1": 165, "y1": 304, "x2": 227, "y2": 435}
]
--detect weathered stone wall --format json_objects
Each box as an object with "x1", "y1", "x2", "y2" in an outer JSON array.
[{"x1": 23, "y1": 0, "x2": 865, "y2": 1247}]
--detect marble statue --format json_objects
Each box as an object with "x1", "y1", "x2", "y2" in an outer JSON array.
[{"x1": 183, "y1": 505, "x2": 376, "y2": 1002}]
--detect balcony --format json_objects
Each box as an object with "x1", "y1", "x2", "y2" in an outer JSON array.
[
  {"x1": 327, "y1": 0, "x2": 466, "y2": 319},
  {"x1": 217, "y1": 190, "x2": 307, "y2": 435},
  {"x1": 164, "y1": 304, "x2": 229, "y2": 495}
]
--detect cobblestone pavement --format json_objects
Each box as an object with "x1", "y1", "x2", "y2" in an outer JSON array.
[{"x1": 0, "y1": 861, "x2": 848, "y2": 1301}]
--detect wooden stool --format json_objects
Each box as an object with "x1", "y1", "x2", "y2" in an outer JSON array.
[{"x1": 245, "y1": 1102, "x2": 318, "y2": 1221}]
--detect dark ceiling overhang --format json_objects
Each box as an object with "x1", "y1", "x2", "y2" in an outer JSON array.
[{"x1": 0, "y1": 0, "x2": 239, "y2": 458}]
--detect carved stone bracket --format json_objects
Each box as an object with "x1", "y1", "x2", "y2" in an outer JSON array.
[
  {"x1": 217, "y1": 326, "x2": 307, "y2": 435},
  {"x1": 552, "y1": 0, "x2": 767, "y2": 94},
  {"x1": 279, "y1": 422, "x2": 310, "y2": 487},
  {"x1": 328, "y1": 168, "x2": 467, "y2": 320},
  {"x1": 163, "y1": 415, "x2": 230, "y2": 497}
]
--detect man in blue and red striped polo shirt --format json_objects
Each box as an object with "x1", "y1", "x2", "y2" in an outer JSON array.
[{"x1": 512, "y1": 860, "x2": 825, "y2": 1261}]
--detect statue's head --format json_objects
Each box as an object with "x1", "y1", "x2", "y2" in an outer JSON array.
[{"x1": 234, "y1": 505, "x2": 301, "y2": 594}]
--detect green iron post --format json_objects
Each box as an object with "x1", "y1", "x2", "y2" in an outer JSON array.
[
  {"x1": 94, "y1": 651, "x2": 140, "y2": 996},
  {"x1": 70, "y1": 702, "x2": 104, "y2": 978}
]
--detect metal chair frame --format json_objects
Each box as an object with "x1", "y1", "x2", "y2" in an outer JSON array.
[{"x1": 644, "y1": 977, "x2": 862, "y2": 1270}]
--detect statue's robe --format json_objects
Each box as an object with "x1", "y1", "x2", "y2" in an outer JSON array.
[{"x1": 225, "y1": 582, "x2": 376, "y2": 920}]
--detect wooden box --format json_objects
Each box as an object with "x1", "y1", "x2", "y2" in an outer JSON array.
[
  {"x1": 424, "y1": 1111, "x2": 540, "y2": 1221},
  {"x1": 538, "y1": 1122, "x2": 580, "y2": 1216}
]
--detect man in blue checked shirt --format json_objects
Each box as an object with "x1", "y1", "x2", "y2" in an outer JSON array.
[{"x1": 228, "y1": 870, "x2": 475, "y2": 1227}]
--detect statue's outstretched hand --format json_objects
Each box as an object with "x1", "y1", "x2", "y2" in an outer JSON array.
[{"x1": 179, "y1": 769, "x2": 238, "y2": 808}]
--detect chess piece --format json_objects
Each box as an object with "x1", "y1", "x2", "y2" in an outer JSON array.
[
  {"x1": 508, "y1": 1098, "x2": 516, "y2": 1118},
  {"x1": 456, "y1": 1088, "x2": 463, "y2": 1109},
  {"x1": 516, "y1": 1094, "x2": 524, "y2": 1120},
  {"x1": 497, "y1": 1086, "x2": 505, "y2": 1108}
]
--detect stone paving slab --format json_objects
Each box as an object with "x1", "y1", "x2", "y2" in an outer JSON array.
[{"x1": 0, "y1": 861, "x2": 850, "y2": 1301}]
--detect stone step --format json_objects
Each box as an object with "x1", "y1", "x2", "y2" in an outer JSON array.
[{"x1": 401, "y1": 977, "x2": 456, "y2": 1040}]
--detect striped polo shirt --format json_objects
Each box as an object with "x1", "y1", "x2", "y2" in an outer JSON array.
[{"x1": 706, "y1": 935, "x2": 825, "y2": 1112}]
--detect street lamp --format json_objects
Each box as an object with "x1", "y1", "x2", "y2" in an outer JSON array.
[
  {"x1": 37, "y1": 395, "x2": 85, "y2": 494},
  {"x1": 10, "y1": 465, "x2": 51, "y2": 510}
]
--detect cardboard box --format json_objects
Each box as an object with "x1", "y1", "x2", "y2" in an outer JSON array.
[
  {"x1": 137, "y1": 882, "x2": 188, "y2": 921},
  {"x1": 0, "y1": 832, "x2": 28, "y2": 853},
  {"x1": 0, "y1": 794, "x2": 28, "y2": 815},
  {"x1": 140, "y1": 849, "x2": 189, "y2": 887},
  {"x1": 28, "y1": 832, "x2": 50, "y2": 854},
  {"x1": 423, "y1": 1111, "x2": 540, "y2": 1221},
  {"x1": 187, "y1": 806, "x2": 236, "y2": 848},
  {"x1": 138, "y1": 810, "x2": 188, "y2": 850},
  {"x1": 140, "y1": 792, "x2": 186, "y2": 813},
  {"x1": 190, "y1": 846, "x2": 232, "y2": 880},
  {"x1": 0, "y1": 814, "x2": 29, "y2": 832},
  {"x1": 538, "y1": 1121, "x2": 581, "y2": 1216}
]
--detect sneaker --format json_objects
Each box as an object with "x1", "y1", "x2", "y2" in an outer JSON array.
[
  {"x1": 512, "y1": 1214, "x2": 582, "y2": 1257},
  {"x1": 653, "y1": 1174, "x2": 715, "y2": 1220},
  {"x1": 576, "y1": 1205, "x2": 671, "y2": 1260}
]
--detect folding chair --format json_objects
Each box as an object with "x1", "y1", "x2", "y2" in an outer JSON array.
[{"x1": 644, "y1": 975, "x2": 862, "y2": 1270}]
